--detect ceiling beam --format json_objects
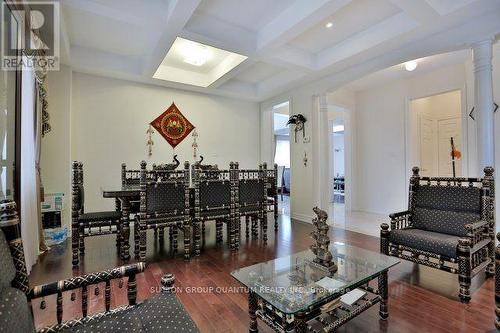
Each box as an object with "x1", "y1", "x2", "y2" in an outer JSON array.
[
  {"x1": 181, "y1": 13, "x2": 256, "y2": 56},
  {"x1": 257, "y1": 0, "x2": 353, "y2": 51},
  {"x1": 263, "y1": 46, "x2": 316, "y2": 71},
  {"x1": 317, "y1": 12, "x2": 418, "y2": 68},
  {"x1": 142, "y1": 0, "x2": 202, "y2": 77},
  {"x1": 62, "y1": 0, "x2": 155, "y2": 27},
  {"x1": 388, "y1": 0, "x2": 440, "y2": 23}
]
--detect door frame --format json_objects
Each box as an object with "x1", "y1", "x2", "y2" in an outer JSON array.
[
  {"x1": 318, "y1": 103, "x2": 353, "y2": 214},
  {"x1": 266, "y1": 99, "x2": 292, "y2": 215},
  {"x1": 405, "y1": 86, "x2": 468, "y2": 198}
]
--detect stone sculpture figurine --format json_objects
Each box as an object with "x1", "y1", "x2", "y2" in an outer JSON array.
[{"x1": 310, "y1": 207, "x2": 337, "y2": 275}]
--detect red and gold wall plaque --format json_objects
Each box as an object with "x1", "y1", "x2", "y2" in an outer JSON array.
[{"x1": 150, "y1": 102, "x2": 195, "y2": 148}]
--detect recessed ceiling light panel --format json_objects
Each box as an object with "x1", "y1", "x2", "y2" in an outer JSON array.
[
  {"x1": 182, "y1": 40, "x2": 211, "y2": 66},
  {"x1": 153, "y1": 37, "x2": 248, "y2": 87},
  {"x1": 325, "y1": 22, "x2": 333, "y2": 28}
]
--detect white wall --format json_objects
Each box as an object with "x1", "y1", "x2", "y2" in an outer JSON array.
[
  {"x1": 41, "y1": 65, "x2": 72, "y2": 226},
  {"x1": 43, "y1": 71, "x2": 260, "y2": 216},
  {"x1": 354, "y1": 63, "x2": 469, "y2": 215}
]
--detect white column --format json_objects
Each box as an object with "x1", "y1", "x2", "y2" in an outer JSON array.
[
  {"x1": 319, "y1": 95, "x2": 331, "y2": 211},
  {"x1": 473, "y1": 39, "x2": 495, "y2": 171}
]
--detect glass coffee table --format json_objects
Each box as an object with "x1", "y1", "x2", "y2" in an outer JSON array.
[{"x1": 231, "y1": 244, "x2": 399, "y2": 332}]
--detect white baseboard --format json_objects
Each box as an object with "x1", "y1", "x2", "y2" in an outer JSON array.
[{"x1": 291, "y1": 213, "x2": 313, "y2": 223}]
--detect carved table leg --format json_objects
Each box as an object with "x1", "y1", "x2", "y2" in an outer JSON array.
[
  {"x1": 134, "y1": 218, "x2": 140, "y2": 259},
  {"x1": 249, "y1": 291, "x2": 258, "y2": 333},
  {"x1": 245, "y1": 216, "x2": 250, "y2": 239},
  {"x1": 294, "y1": 311, "x2": 307, "y2": 333},
  {"x1": 261, "y1": 211, "x2": 268, "y2": 243},
  {"x1": 115, "y1": 199, "x2": 122, "y2": 248},
  {"x1": 194, "y1": 221, "x2": 201, "y2": 256},
  {"x1": 216, "y1": 219, "x2": 222, "y2": 244},
  {"x1": 120, "y1": 198, "x2": 131, "y2": 261},
  {"x1": 379, "y1": 270, "x2": 389, "y2": 320},
  {"x1": 172, "y1": 225, "x2": 178, "y2": 253},
  {"x1": 252, "y1": 216, "x2": 258, "y2": 238},
  {"x1": 158, "y1": 226, "x2": 165, "y2": 243},
  {"x1": 183, "y1": 224, "x2": 191, "y2": 261}
]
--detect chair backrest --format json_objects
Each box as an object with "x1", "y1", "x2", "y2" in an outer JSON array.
[
  {"x1": 408, "y1": 167, "x2": 494, "y2": 237},
  {"x1": 0, "y1": 201, "x2": 30, "y2": 294},
  {"x1": 239, "y1": 166, "x2": 266, "y2": 209},
  {"x1": 139, "y1": 161, "x2": 190, "y2": 218},
  {"x1": 122, "y1": 163, "x2": 141, "y2": 186},
  {"x1": 72, "y1": 161, "x2": 85, "y2": 213},
  {"x1": 0, "y1": 200, "x2": 34, "y2": 332},
  {"x1": 192, "y1": 164, "x2": 236, "y2": 219}
]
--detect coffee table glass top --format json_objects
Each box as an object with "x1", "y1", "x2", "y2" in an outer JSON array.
[{"x1": 231, "y1": 244, "x2": 399, "y2": 314}]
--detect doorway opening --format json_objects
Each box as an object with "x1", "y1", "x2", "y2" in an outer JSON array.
[
  {"x1": 409, "y1": 90, "x2": 464, "y2": 177},
  {"x1": 273, "y1": 101, "x2": 290, "y2": 216},
  {"x1": 326, "y1": 105, "x2": 350, "y2": 224}
]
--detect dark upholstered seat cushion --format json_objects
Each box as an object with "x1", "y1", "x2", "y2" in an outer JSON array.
[
  {"x1": 390, "y1": 228, "x2": 459, "y2": 258},
  {"x1": 0, "y1": 287, "x2": 35, "y2": 333},
  {"x1": 131, "y1": 291, "x2": 198, "y2": 332},
  {"x1": 0, "y1": 231, "x2": 16, "y2": 290},
  {"x1": 62, "y1": 308, "x2": 143, "y2": 332},
  {"x1": 64, "y1": 293, "x2": 198, "y2": 332},
  {"x1": 414, "y1": 185, "x2": 481, "y2": 213},
  {"x1": 413, "y1": 207, "x2": 480, "y2": 237},
  {"x1": 79, "y1": 211, "x2": 122, "y2": 222}
]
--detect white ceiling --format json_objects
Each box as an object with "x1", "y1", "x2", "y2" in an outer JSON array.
[
  {"x1": 345, "y1": 49, "x2": 471, "y2": 91},
  {"x1": 60, "y1": 0, "x2": 500, "y2": 102}
]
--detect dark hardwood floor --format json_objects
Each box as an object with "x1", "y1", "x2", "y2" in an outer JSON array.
[{"x1": 29, "y1": 215, "x2": 496, "y2": 332}]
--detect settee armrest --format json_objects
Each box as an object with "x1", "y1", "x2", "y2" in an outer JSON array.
[
  {"x1": 389, "y1": 210, "x2": 412, "y2": 230},
  {"x1": 464, "y1": 220, "x2": 490, "y2": 248},
  {"x1": 29, "y1": 262, "x2": 146, "y2": 329}
]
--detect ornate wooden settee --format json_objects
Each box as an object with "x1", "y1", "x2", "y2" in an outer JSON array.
[
  {"x1": 381, "y1": 167, "x2": 495, "y2": 303},
  {"x1": 0, "y1": 200, "x2": 198, "y2": 332}
]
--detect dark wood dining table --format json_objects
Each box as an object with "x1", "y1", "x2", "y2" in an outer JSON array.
[
  {"x1": 102, "y1": 184, "x2": 141, "y2": 260},
  {"x1": 103, "y1": 180, "x2": 277, "y2": 260},
  {"x1": 102, "y1": 185, "x2": 197, "y2": 260}
]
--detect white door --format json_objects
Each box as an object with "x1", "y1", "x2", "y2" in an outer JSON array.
[
  {"x1": 437, "y1": 117, "x2": 461, "y2": 177},
  {"x1": 419, "y1": 116, "x2": 437, "y2": 176}
]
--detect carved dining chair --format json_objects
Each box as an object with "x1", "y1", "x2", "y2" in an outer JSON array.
[
  {"x1": 120, "y1": 163, "x2": 142, "y2": 214},
  {"x1": 72, "y1": 161, "x2": 122, "y2": 267},
  {"x1": 265, "y1": 163, "x2": 279, "y2": 231},
  {"x1": 0, "y1": 199, "x2": 198, "y2": 332},
  {"x1": 192, "y1": 163, "x2": 237, "y2": 254},
  {"x1": 135, "y1": 160, "x2": 191, "y2": 261},
  {"x1": 237, "y1": 163, "x2": 268, "y2": 247}
]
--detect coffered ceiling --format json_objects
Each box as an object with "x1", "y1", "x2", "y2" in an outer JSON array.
[{"x1": 60, "y1": 0, "x2": 500, "y2": 101}]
